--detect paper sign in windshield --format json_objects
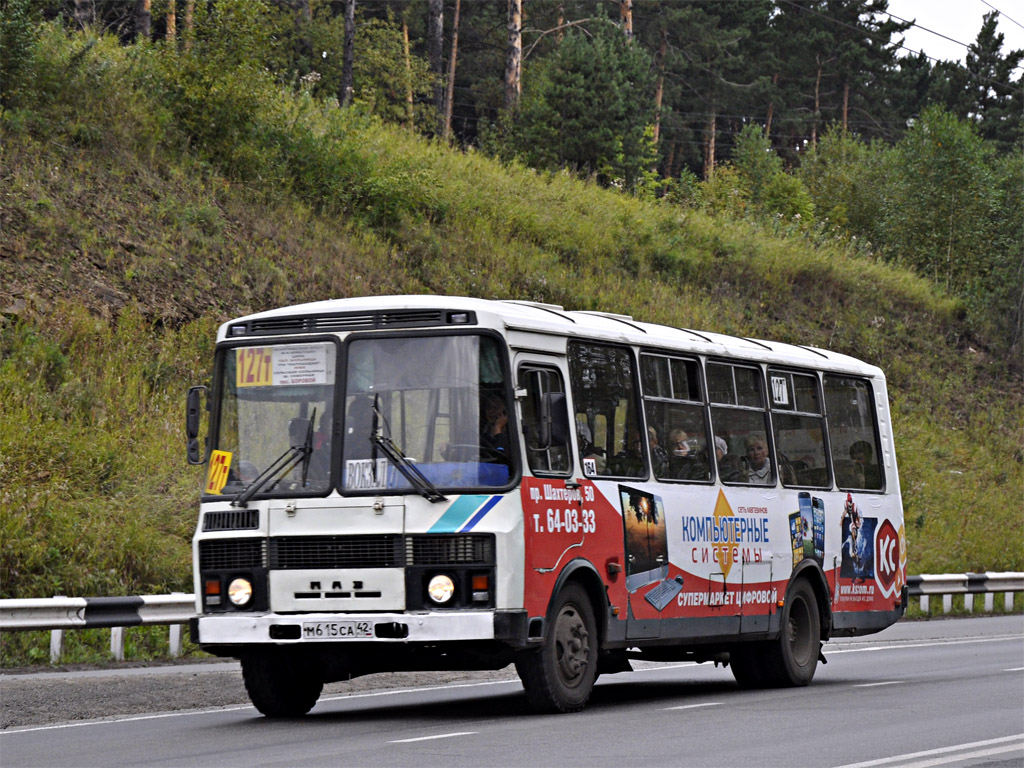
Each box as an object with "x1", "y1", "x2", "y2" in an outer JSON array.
[
  {"x1": 237, "y1": 345, "x2": 330, "y2": 387},
  {"x1": 205, "y1": 450, "x2": 232, "y2": 494},
  {"x1": 345, "y1": 459, "x2": 390, "y2": 490}
]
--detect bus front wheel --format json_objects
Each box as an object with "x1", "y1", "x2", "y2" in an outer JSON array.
[
  {"x1": 515, "y1": 583, "x2": 598, "y2": 713},
  {"x1": 241, "y1": 651, "x2": 324, "y2": 717}
]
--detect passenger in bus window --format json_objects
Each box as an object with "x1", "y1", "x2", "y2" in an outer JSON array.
[
  {"x1": 745, "y1": 434, "x2": 773, "y2": 484},
  {"x1": 576, "y1": 418, "x2": 606, "y2": 474},
  {"x1": 715, "y1": 436, "x2": 746, "y2": 483},
  {"x1": 850, "y1": 440, "x2": 882, "y2": 489},
  {"x1": 648, "y1": 426, "x2": 669, "y2": 476},
  {"x1": 669, "y1": 429, "x2": 711, "y2": 481},
  {"x1": 238, "y1": 460, "x2": 259, "y2": 485},
  {"x1": 612, "y1": 428, "x2": 646, "y2": 476},
  {"x1": 314, "y1": 404, "x2": 332, "y2": 451},
  {"x1": 667, "y1": 428, "x2": 693, "y2": 479},
  {"x1": 307, "y1": 405, "x2": 333, "y2": 480},
  {"x1": 343, "y1": 395, "x2": 374, "y2": 462}
]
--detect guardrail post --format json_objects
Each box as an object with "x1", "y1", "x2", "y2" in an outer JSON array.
[
  {"x1": 1006, "y1": 592, "x2": 1014, "y2": 612},
  {"x1": 985, "y1": 593, "x2": 994, "y2": 611},
  {"x1": 49, "y1": 629, "x2": 64, "y2": 664},
  {"x1": 964, "y1": 592, "x2": 973, "y2": 613},
  {"x1": 920, "y1": 594, "x2": 929, "y2": 612},
  {"x1": 942, "y1": 594, "x2": 952, "y2": 613},
  {"x1": 169, "y1": 624, "x2": 182, "y2": 657},
  {"x1": 110, "y1": 626, "x2": 125, "y2": 661}
]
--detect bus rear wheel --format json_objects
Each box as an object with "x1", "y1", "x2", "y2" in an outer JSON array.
[
  {"x1": 730, "y1": 579, "x2": 821, "y2": 688},
  {"x1": 515, "y1": 583, "x2": 598, "y2": 713},
  {"x1": 765, "y1": 579, "x2": 821, "y2": 686},
  {"x1": 728, "y1": 644, "x2": 768, "y2": 688},
  {"x1": 241, "y1": 651, "x2": 324, "y2": 717}
]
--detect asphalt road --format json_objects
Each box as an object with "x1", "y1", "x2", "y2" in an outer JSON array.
[{"x1": 2, "y1": 616, "x2": 1022, "y2": 768}]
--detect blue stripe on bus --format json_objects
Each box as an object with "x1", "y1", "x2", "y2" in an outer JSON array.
[
  {"x1": 458, "y1": 495, "x2": 502, "y2": 532},
  {"x1": 427, "y1": 495, "x2": 493, "y2": 533}
]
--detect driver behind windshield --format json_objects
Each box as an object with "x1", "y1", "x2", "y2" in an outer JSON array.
[{"x1": 480, "y1": 392, "x2": 511, "y2": 459}]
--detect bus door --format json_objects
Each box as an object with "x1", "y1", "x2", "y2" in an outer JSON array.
[
  {"x1": 516, "y1": 355, "x2": 580, "y2": 618},
  {"x1": 618, "y1": 484, "x2": 667, "y2": 638}
]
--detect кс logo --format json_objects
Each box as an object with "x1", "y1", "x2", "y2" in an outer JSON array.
[{"x1": 874, "y1": 519, "x2": 900, "y2": 598}]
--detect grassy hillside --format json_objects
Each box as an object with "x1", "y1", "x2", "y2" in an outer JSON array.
[{"x1": 1, "y1": 26, "x2": 1021, "y2": 654}]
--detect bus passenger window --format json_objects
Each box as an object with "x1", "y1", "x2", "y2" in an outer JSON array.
[
  {"x1": 769, "y1": 369, "x2": 829, "y2": 488},
  {"x1": 518, "y1": 366, "x2": 571, "y2": 476},
  {"x1": 824, "y1": 375, "x2": 884, "y2": 491},
  {"x1": 568, "y1": 342, "x2": 645, "y2": 479},
  {"x1": 707, "y1": 361, "x2": 775, "y2": 485},
  {"x1": 640, "y1": 354, "x2": 711, "y2": 483}
]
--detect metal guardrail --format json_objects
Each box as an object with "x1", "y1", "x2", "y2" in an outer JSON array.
[
  {"x1": 0, "y1": 594, "x2": 195, "y2": 663},
  {"x1": 1, "y1": 574, "x2": 1021, "y2": 664},
  {"x1": 906, "y1": 572, "x2": 1024, "y2": 614}
]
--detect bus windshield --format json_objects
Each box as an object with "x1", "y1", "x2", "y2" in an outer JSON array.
[
  {"x1": 210, "y1": 334, "x2": 513, "y2": 498},
  {"x1": 342, "y1": 334, "x2": 512, "y2": 493},
  {"x1": 212, "y1": 341, "x2": 337, "y2": 497}
]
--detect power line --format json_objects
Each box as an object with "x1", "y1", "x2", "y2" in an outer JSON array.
[
  {"x1": 980, "y1": 1, "x2": 1024, "y2": 32},
  {"x1": 882, "y1": 8, "x2": 1023, "y2": 76},
  {"x1": 776, "y1": 0, "x2": 1022, "y2": 91},
  {"x1": 882, "y1": 10, "x2": 974, "y2": 54}
]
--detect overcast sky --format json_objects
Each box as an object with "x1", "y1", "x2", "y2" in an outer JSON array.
[{"x1": 884, "y1": 0, "x2": 1024, "y2": 68}]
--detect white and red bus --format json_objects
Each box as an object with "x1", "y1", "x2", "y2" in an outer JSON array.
[{"x1": 186, "y1": 295, "x2": 906, "y2": 716}]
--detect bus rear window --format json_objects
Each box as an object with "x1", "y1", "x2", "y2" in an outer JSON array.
[{"x1": 824, "y1": 375, "x2": 884, "y2": 491}]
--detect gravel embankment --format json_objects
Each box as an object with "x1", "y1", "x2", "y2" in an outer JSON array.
[{"x1": 0, "y1": 661, "x2": 519, "y2": 730}]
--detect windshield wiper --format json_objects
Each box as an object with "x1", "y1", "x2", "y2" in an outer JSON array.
[
  {"x1": 370, "y1": 397, "x2": 447, "y2": 503},
  {"x1": 231, "y1": 411, "x2": 316, "y2": 508}
]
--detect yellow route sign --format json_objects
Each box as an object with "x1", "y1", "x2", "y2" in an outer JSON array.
[
  {"x1": 237, "y1": 347, "x2": 272, "y2": 388},
  {"x1": 205, "y1": 450, "x2": 233, "y2": 495}
]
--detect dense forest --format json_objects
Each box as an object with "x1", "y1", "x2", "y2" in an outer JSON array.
[
  {"x1": 4, "y1": 0, "x2": 1021, "y2": 347},
  {"x1": 0, "y1": 1, "x2": 1022, "y2": 662}
]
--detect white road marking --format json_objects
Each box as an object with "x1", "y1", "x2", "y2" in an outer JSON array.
[
  {"x1": 320, "y1": 678, "x2": 518, "y2": 703},
  {"x1": 894, "y1": 742, "x2": 1024, "y2": 768},
  {"x1": 0, "y1": 681, "x2": 519, "y2": 735},
  {"x1": 1, "y1": 634, "x2": 1019, "y2": 735},
  {"x1": 824, "y1": 635, "x2": 1019, "y2": 655},
  {"x1": 665, "y1": 702, "x2": 722, "y2": 710},
  {"x1": 831, "y1": 734, "x2": 1024, "y2": 768},
  {"x1": 851, "y1": 681, "x2": 903, "y2": 688},
  {"x1": 389, "y1": 731, "x2": 478, "y2": 743},
  {"x1": 1004, "y1": 666, "x2": 1024, "y2": 672}
]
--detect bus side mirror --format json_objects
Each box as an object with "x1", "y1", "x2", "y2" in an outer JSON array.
[
  {"x1": 539, "y1": 392, "x2": 570, "y2": 449},
  {"x1": 186, "y1": 386, "x2": 207, "y2": 465}
]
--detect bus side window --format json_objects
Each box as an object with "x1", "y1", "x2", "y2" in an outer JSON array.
[
  {"x1": 707, "y1": 361, "x2": 775, "y2": 486},
  {"x1": 769, "y1": 369, "x2": 830, "y2": 489},
  {"x1": 640, "y1": 353, "x2": 712, "y2": 483},
  {"x1": 518, "y1": 366, "x2": 571, "y2": 476},
  {"x1": 824, "y1": 375, "x2": 885, "y2": 492},
  {"x1": 568, "y1": 342, "x2": 645, "y2": 479}
]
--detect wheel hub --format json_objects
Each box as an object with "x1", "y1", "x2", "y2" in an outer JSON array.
[{"x1": 554, "y1": 604, "x2": 590, "y2": 686}]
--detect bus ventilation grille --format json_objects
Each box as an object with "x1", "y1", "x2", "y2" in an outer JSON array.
[
  {"x1": 406, "y1": 534, "x2": 495, "y2": 566},
  {"x1": 269, "y1": 535, "x2": 404, "y2": 569},
  {"x1": 198, "y1": 539, "x2": 267, "y2": 570},
  {"x1": 199, "y1": 534, "x2": 496, "y2": 571},
  {"x1": 203, "y1": 509, "x2": 259, "y2": 531},
  {"x1": 235, "y1": 309, "x2": 454, "y2": 337}
]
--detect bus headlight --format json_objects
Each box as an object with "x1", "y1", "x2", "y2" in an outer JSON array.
[
  {"x1": 227, "y1": 577, "x2": 254, "y2": 607},
  {"x1": 427, "y1": 574, "x2": 456, "y2": 605}
]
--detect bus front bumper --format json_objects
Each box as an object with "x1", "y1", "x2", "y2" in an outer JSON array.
[{"x1": 191, "y1": 610, "x2": 527, "y2": 645}]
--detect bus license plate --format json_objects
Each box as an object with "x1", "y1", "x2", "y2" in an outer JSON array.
[{"x1": 302, "y1": 620, "x2": 373, "y2": 639}]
